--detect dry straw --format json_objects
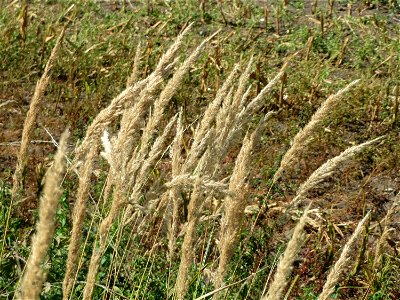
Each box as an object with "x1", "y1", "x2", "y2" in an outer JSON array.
[
  {"x1": 224, "y1": 66, "x2": 287, "y2": 158},
  {"x1": 171, "y1": 58, "x2": 286, "y2": 297},
  {"x1": 102, "y1": 45, "x2": 144, "y2": 205},
  {"x1": 18, "y1": 131, "x2": 69, "y2": 300},
  {"x1": 114, "y1": 74, "x2": 165, "y2": 168},
  {"x1": 188, "y1": 63, "x2": 241, "y2": 159},
  {"x1": 211, "y1": 57, "x2": 254, "y2": 164},
  {"x1": 263, "y1": 206, "x2": 310, "y2": 300},
  {"x1": 74, "y1": 76, "x2": 154, "y2": 163},
  {"x1": 165, "y1": 175, "x2": 230, "y2": 195},
  {"x1": 273, "y1": 79, "x2": 360, "y2": 183},
  {"x1": 1, "y1": 26, "x2": 65, "y2": 269},
  {"x1": 318, "y1": 212, "x2": 371, "y2": 300},
  {"x1": 136, "y1": 114, "x2": 178, "y2": 183},
  {"x1": 82, "y1": 115, "x2": 177, "y2": 300}
]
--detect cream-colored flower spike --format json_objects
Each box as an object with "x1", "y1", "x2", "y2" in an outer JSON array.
[{"x1": 18, "y1": 131, "x2": 69, "y2": 300}]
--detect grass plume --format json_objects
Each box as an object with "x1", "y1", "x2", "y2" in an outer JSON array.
[
  {"x1": 318, "y1": 212, "x2": 371, "y2": 300},
  {"x1": 11, "y1": 28, "x2": 65, "y2": 200},
  {"x1": 263, "y1": 206, "x2": 310, "y2": 300},
  {"x1": 175, "y1": 176, "x2": 203, "y2": 300},
  {"x1": 63, "y1": 145, "x2": 98, "y2": 300},
  {"x1": 215, "y1": 117, "x2": 267, "y2": 292},
  {"x1": 289, "y1": 136, "x2": 384, "y2": 208},
  {"x1": 273, "y1": 79, "x2": 360, "y2": 183},
  {"x1": 18, "y1": 130, "x2": 69, "y2": 300}
]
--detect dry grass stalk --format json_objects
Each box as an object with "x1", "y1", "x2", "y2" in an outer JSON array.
[
  {"x1": 139, "y1": 30, "x2": 219, "y2": 160},
  {"x1": 183, "y1": 58, "x2": 259, "y2": 176},
  {"x1": 88, "y1": 131, "x2": 168, "y2": 293},
  {"x1": 101, "y1": 42, "x2": 143, "y2": 196},
  {"x1": 217, "y1": 110, "x2": 276, "y2": 178},
  {"x1": 373, "y1": 192, "x2": 400, "y2": 269},
  {"x1": 171, "y1": 112, "x2": 184, "y2": 178},
  {"x1": 212, "y1": 58, "x2": 254, "y2": 154},
  {"x1": 121, "y1": 115, "x2": 180, "y2": 225},
  {"x1": 18, "y1": 131, "x2": 69, "y2": 300},
  {"x1": 126, "y1": 42, "x2": 142, "y2": 87},
  {"x1": 11, "y1": 27, "x2": 65, "y2": 200},
  {"x1": 289, "y1": 136, "x2": 384, "y2": 208},
  {"x1": 135, "y1": 114, "x2": 178, "y2": 185},
  {"x1": 84, "y1": 86, "x2": 181, "y2": 299},
  {"x1": 62, "y1": 145, "x2": 98, "y2": 300},
  {"x1": 81, "y1": 84, "x2": 159, "y2": 300},
  {"x1": 167, "y1": 185, "x2": 180, "y2": 260},
  {"x1": 74, "y1": 77, "x2": 151, "y2": 162},
  {"x1": 232, "y1": 57, "x2": 254, "y2": 111},
  {"x1": 263, "y1": 206, "x2": 310, "y2": 300},
  {"x1": 175, "y1": 177, "x2": 203, "y2": 300},
  {"x1": 99, "y1": 130, "x2": 115, "y2": 206},
  {"x1": 214, "y1": 86, "x2": 235, "y2": 137},
  {"x1": 186, "y1": 56, "x2": 272, "y2": 176},
  {"x1": 165, "y1": 175, "x2": 230, "y2": 195},
  {"x1": 207, "y1": 61, "x2": 285, "y2": 177},
  {"x1": 214, "y1": 118, "x2": 266, "y2": 292},
  {"x1": 116, "y1": 25, "x2": 193, "y2": 138},
  {"x1": 211, "y1": 59, "x2": 254, "y2": 160},
  {"x1": 188, "y1": 63, "x2": 241, "y2": 160},
  {"x1": 183, "y1": 127, "x2": 216, "y2": 174},
  {"x1": 242, "y1": 68, "x2": 287, "y2": 117},
  {"x1": 207, "y1": 88, "x2": 235, "y2": 173},
  {"x1": 318, "y1": 212, "x2": 371, "y2": 300},
  {"x1": 82, "y1": 189, "x2": 126, "y2": 300},
  {"x1": 116, "y1": 75, "x2": 164, "y2": 165},
  {"x1": 168, "y1": 113, "x2": 184, "y2": 260},
  {"x1": 273, "y1": 79, "x2": 360, "y2": 183},
  {"x1": 75, "y1": 25, "x2": 194, "y2": 162},
  {"x1": 223, "y1": 66, "x2": 286, "y2": 155},
  {"x1": 153, "y1": 23, "x2": 193, "y2": 74},
  {"x1": 102, "y1": 26, "x2": 210, "y2": 200},
  {"x1": 84, "y1": 129, "x2": 165, "y2": 300}
]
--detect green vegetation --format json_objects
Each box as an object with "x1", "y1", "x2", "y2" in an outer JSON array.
[{"x1": 1, "y1": 0, "x2": 399, "y2": 299}]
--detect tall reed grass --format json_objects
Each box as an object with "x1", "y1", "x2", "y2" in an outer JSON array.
[{"x1": 9, "y1": 27, "x2": 388, "y2": 300}]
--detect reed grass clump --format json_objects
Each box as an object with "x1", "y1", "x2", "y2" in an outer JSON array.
[
  {"x1": 79, "y1": 25, "x2": 226, "y2": 300},
  {"x1": 6, "y1": 20, "x2": 394, "y2": 300}
]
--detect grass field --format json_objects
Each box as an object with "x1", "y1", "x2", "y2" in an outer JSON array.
[{"x1": 1, "y1": 0, "x2": 400, "y2": 299}]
